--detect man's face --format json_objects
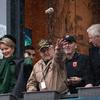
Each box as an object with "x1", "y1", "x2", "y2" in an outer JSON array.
[
  {"x1": 24, "y1": 49, "x2": 36, "y2": 60},
  {"x1": 88, "y1": 33, "x2": 100, "y2": 47},
  {"x1": 63, "y1": 42, "x2": 77, "y2": 55},
  {"x1": 40, "y1": 45, "x2": 54, "y2": 61}
]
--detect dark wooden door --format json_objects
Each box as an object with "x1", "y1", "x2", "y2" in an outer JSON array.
[{"x1": 24, "y1": 0, "x2": 100, "y2": 55}]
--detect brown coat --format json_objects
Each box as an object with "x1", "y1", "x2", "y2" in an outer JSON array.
[{"x1": 26, "y1": 49, "x2": 68, "y2": 93}]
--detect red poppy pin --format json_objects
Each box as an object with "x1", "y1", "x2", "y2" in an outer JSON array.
[{"x1": 73, "y1": 61, "x2": 77, "y2": 68}]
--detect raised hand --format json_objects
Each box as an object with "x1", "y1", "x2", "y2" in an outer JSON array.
[{"x1": 55, "y1": 38, "x2": 64, "y2": 50}]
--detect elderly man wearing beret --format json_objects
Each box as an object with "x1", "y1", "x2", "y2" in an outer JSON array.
[{"x1": 26, "y1": 39, "x2": 69, "y2": 93}]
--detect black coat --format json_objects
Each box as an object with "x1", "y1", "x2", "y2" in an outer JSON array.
[
  {"x1": 89, "y1": 46, "x2": 100, "y2": 86},
  {"x1": 12, "y1": 58, "x2": 33, "y2": 98},
  {"x1": 65, "y1": 52, "x2": 90, "y2": 93}
]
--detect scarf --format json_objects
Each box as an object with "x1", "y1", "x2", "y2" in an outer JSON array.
[{"x1": 0, "y1": 55, "x2": 16, "y2": 93}]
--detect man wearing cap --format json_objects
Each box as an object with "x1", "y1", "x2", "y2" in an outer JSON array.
[
  {"x1": 26, "y1": 39, "x2": 68, "y2": 93},
  {"x1": 63, "y1": 35, "x2": 90, "y2": 94}
]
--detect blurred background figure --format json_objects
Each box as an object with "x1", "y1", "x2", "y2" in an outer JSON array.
[
  {"x1": 24, "y1": 45, "x2": 36, "y2": 61},
  {"x1": 0, "y1": 35, "x2": 16, "y2": 93},
  {"x1": 13, "y1": 45, "x2": 36, "y2": 98},
  {"x1": 23, "y1": 45, "x2": 36, "y2": 86}
]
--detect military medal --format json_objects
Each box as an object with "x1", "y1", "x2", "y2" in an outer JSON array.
[{"x1": 73, "y1": 61, "x2": 77, "y2": 68}]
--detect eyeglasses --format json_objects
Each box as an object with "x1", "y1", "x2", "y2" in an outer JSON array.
[{"x1": 40, "y1": 47, "x2": 49, "y2": 53}]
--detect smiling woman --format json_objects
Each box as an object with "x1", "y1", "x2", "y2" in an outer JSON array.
[
  {"x1": 0, "y1": 36, "x2": 16, "y2": 58},
  {"x1": 0, "y1": 35, "x2": 17, "y2": 93}
]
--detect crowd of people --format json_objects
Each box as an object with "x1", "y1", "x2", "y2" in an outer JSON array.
[{"x1": 0, "y1": 23, "x2": 100, "y2": 98}]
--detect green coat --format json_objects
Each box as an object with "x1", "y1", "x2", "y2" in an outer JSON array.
[{"x1": 0, "y1": 56, "x2": 16, "y2": 93}]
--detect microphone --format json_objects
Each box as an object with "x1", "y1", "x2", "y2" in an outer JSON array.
[{"x1": 45, "y1": 7, "x2": 54, "y2": 14}]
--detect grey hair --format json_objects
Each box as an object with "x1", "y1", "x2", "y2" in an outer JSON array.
[{"x1": 87, "y1": 24, "x2": 100, "y2": 36}]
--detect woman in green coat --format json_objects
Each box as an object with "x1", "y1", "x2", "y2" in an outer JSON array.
[{"x1": 0, "y1": 35, "x2": 16, "y2": 93}]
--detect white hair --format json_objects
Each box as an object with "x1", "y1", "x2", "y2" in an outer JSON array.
[{"x1": 87, "y1": 24, "x2": 100, "y2": 36}]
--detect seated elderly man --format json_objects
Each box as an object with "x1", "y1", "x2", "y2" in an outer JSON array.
[{"x1": 26, "y1": 39, "x2": 68, "y2": 93}]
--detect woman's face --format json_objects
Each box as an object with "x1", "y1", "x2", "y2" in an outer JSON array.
[{"x1": 0, "y1": 43, "x2": 15, "y2": 58}]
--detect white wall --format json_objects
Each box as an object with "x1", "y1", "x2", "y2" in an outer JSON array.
[
  {"x1": 0, "y1": 0, "x2": 6, "y2": 25},
  {"x1": 0, "y1": 0, "x2": 6, "y2": 37}
]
